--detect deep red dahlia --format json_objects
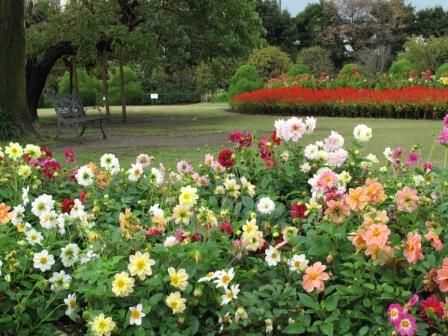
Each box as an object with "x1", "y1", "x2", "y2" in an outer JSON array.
[
  {"x1": 220, "y1": 221, "x2": 233, "y2": 235},
  {"x1": 61, "y1": 198, "x2": 75, "y2": 214},
  {"x1": 80, "y1": 190, "x2": 88, "y2": 204},
  {"x1": 419, "y1": 296, "x2": 444, "y2": 322},
  {"x1": 228, "y1": 131, "x2": 252, "y2": 149},
  {"x1": 290, "y1": 202, "x2": 307, "y2": 219},
  {"x1": 64, "y1": 148, "x2": 76, "y2": 163},
  {"x1": 40, "y1": 146, "x2": 53, "y2": 158},
  {"x1": 271, "y1": 131, "x2": 281, "y2": 146},
  {"x1": 218, "y1": 149, "x2": 235, "y2": 168}
]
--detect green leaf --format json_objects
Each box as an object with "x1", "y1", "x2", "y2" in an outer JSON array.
[
  {"x1": 298, "y1": 293, "x2": 320, "y2": 310},
  {"x1": 242, "y1": 196, "x2": 254, "y2": 209},
  {"x1": 283, "y1": 322, "x2": 306, "y2": 334},
  {"x1": 325, "y1": 294, "x2": 339, "y2": 311},
  {"x1": 358, "y1": 326, "x2": 369, "y2": 336},
  {"x1": 320, "y1": 322, "x2": 334, "y2": 336}
]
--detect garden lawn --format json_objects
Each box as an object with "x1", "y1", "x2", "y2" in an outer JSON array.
[{"x1": 35, "y1": 103, "x2": 446, "y2": 167}]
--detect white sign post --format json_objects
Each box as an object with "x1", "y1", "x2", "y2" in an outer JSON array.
[{"x1": 150, "y1": 93, "x2": 159, "y2": 105}]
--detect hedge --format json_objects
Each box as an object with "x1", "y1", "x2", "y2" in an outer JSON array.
[{"x1": 231, "y1": 86, "x2": 448, "y2": 119}]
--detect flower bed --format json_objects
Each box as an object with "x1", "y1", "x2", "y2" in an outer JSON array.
[
  {"x1": 232, "y1": 87, "x2": 448, "y2": 119},
  {"x1": 0, "y1": 117, "x2": 448, "y2": 335}
]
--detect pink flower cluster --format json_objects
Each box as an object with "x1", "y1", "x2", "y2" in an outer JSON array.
[{"x1": 437, "y1": 115, "x2": 448, "y2": 145}]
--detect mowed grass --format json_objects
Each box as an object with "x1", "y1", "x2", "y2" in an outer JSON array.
[{"x1": 34, "y1": 103, "x2": 446, "y2": 168}]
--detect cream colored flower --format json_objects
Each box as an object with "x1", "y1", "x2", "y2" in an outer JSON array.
[
  {"x1": 214, "y1": 268, "x2": 235, "y2": 289},
  {"x1": 165, "y1": 291, "x2": 186, "y2": 314},
  {"x1": 5, "y1": 142, "x2": 23, "y2": 160},
  {"x1": 179, "y1": 186, "x2": 199, "y2": 208},
  {"x1": 168, "y1": 267, "x2": 189, "y2": 291},
  {"x1": 112, "y1": 272, "x2": 135, "y2": 297},
  {"x1": 128, "y1": 251, "x2": 156, "y2": 280},
  {"x1": 90, "y1": 313, "x2": 116, "y2": 336},
  {"x1": 172, "y1": 204, "x2": 192, "y2": 225},
  {"x1": 129, "y1": 304, "x2": 145, "y2": 326}
]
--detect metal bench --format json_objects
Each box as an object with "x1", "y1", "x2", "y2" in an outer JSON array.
[{"x1": 50, "y1": 95, "x2": 107, "y2": 141}]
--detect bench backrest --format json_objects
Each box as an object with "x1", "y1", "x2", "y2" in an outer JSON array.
[{"x1": 50, "y1": 95, "x2": 86, "y2": 120}]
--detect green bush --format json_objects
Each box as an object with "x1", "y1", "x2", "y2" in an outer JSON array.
[
  {"x1": 247, "y1": 46, "x2": 292, "y2": 80},
  {"x1": 228, "y1": 65, "x2": 263, "y2": 99},
  {"x1": 58, "y1": 69, "x2": 101, "y2": 106},
  {"x1": 157, "y1": 87, "x2": 200, "y2": 104},
  {"x1": 297, "y1": 46, "x2": 335, "y2": 76},
  {"x1": 389, "y1": 59, "x2": 414, "y2": 79},
  {"x1": 287, "y1": 64, "x2": 309, "y2": 76},
  {"x1": 401, "y1": 36, "x2": 448, "y2": 72},
  {"x1": 109, "y1": 66, "x2": 145, "y2": 105},
  {"x1": 214, "y1": 90, "x2": 229, "y2": 102},
  {"x1": 436, "y1": 63, "x2": 448, "y2": 78},
  {"x1": 338, "y1": 64, "x2": 365, "y2": 80}
]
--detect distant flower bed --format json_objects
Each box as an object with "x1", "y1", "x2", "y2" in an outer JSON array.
[
  {"x1": 0, "y1": 116, "x2": 448, "y2": 335},
  {"x1": 232, "y1": 87, "x2": 448, "y2": 119}
]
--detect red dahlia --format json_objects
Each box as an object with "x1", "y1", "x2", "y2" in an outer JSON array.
[
  {"x1": 218, "y1": 149, "x2": 235, "y2": 168},
  {"x1": 419, "y1": 296, "x2": 444, "y2": 322}
]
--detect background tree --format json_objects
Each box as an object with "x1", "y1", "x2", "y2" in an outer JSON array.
[
  {"x1": 295, "y1": 3, "x2": 324, "y2": 49},
  {"x1": 414, "y1": 6, "x2": 448, "y2": 37},
  {"x1": 297, "y1": 46, "x2": 335, "y2": 76},
  {"x1": 256, "y1": 0, "x2": 299, "y2": 58},
  {"x1": 0, "y1": 0, "x2": 33, "y2": 139}
]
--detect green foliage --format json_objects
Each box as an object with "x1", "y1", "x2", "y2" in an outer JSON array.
[
  {"x1": 228, "y1": 65, "x2": 263, "y2": 99},
  {"x1": 338, "y1": 64, "x2": 365, "y2": 80},
  {"x1": 435, "y1": 63, "x2": 448, "y2": 78},
  {"x1": 287, "y1": 64, "x2": 310, "y2": 76},
  {"x1": 256, "y1": 0, "x2": 299, "y2": 58},
  {"x1": 414, "y1": 6, "x2": 448, "y2": 38},
  {"x1": 214, "y1": 90, "x2": 229, "y2": 103},
  {"x1": 297, "y1": 46, "x2": 335, "y2": 76},
  {"x1": 247, "y1": 46, "x2": 292, "y2": 81},
  {"x1": 400, "y1": 36, "x2": 448, "y2": 72},
  {"x1": 389, "y1": 59, "x2": 414, "y2": 79},
  {"x1": 58, "y1": 69, "x2": 101, "y2": 106},
  {"x1": 109, "y1": 66, "x2": 145, "y2": 105}
]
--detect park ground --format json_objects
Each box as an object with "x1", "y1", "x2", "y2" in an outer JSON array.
[{"x1": 34, "y1": 103, "x2": 446, "y2": 168}]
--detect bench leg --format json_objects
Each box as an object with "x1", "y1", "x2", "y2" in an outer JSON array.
[
  {"x1": 55, "y1": 122, "x2": 61, "y2": 139},
  {"x1": 79, "y1": 124, "x2": 86, "y2": 137},
  {"x1": 76, "y1": 123, "x2": 83, "y2": 144},
  {"x1": 99, "y1": 120, "x2": 107, "y2": 140}
]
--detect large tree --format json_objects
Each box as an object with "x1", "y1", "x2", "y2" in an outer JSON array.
[
  {"x1": 256, "y1": 0, "x2": 298, "y2": 58},
  {"x1": 0, "y1": 0, "x2": 33, "y2": 139},
  {"x1": 414, "y1": 6, "x2": 448, "y2": 38}
]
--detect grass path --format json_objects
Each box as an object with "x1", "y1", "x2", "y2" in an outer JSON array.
[{"x1": 34, "y1": 103, "x2": 446, "y2": 167}]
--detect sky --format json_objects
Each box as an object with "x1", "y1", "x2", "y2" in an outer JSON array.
[{"x1": 283, "y1": 0, "x2": 448, "y2": 16}]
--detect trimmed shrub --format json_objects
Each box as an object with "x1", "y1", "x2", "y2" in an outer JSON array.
[
  {"x1": 58, "y1": 69, "x2": 101, "y2": 106},
  {"x1": 157, "y1": 87, "x2": 200, "y2": 104},
  {"x1": 297, "y1": 46, "x2": 335, "y2": 76},
  {"x1": 389, "y1": 59, "x2": 414, "y2": 79},
  {"x1": 247, "y1": 46, "x2": 292, "y2": 81},
  {"x1": 287, "y1": 64, "x2": 310, "y2": 76},
  {"x1": 435, "y1": 63, "x2": 448, "y2": 78},
  {"x1": 228, "y1": 65, "x2": 263, "y2": 99},
  {"x1": 338, "y1": 64, "x2": 365, "y2": 80},
  {"x1": 215, "y1": 90, "x2": 229, "y2": 103},
  {"x1": 109, "y1": 66, "x2": 145, "y2": 105}
]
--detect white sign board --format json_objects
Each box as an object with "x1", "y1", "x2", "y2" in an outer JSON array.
[{"x1": 150, "y1": 93, "x2": 159, "y2": 100}]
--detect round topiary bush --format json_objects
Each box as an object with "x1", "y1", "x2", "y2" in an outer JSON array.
[
  {"x1": 287, "y1": 64, "x2": 310, "y2": 76},
  {"x1": 109, "y1": 66, "x2": 145, "y2": 105},
  {"x1": 389, "y1": 59, "x2": 414, "y2": 79},
  {"x1": 228, "y1": 65, "x2": 263, "y2": 99},
  {"x1": 338, "y1": 64, "x2": 365, "y2": 80},
  {"x1": 247, "y1": 46, "x2": 292, "y2": 81},
  {"x1": 435, "y1": 63, "x2": 448, "y2": 78},
  {"x1": 58, "y1": 69, "x2": 101, "y2": 106}
]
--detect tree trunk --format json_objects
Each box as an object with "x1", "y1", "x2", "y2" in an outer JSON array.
[
  {"x1": 0, "y1": 0, "x2": 32, "y2": 139},
  {"x1": 25, "y1": 41, "x2": 77, "y2": 121},
  {"x1": 100, "y1": 52, "x2": 111, "y2": 117},
  {"x1": 119, "y1": 53, "x2": 127, "y2": 122},
  {"x1": 72, "y1": 57, "x2": 80, "y2": 97}
]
